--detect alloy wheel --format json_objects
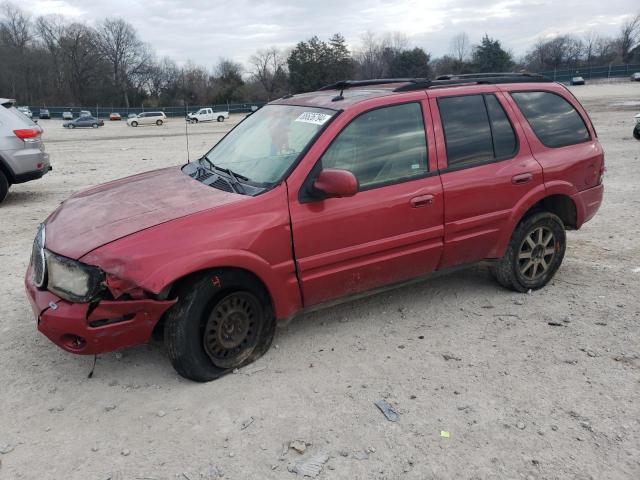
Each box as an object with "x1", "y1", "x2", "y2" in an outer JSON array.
[{"x1": 517, "y1": 226, "x2": 557, "y2": 281}]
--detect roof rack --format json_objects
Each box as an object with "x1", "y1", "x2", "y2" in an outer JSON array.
[
  {"x1": 318, "y1": 73, "x2": 552, "y2": 95},
  {"x1": 317, "y1": 78, "x2": 424, "y2": 91}
]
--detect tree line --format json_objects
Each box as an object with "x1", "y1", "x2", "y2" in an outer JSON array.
[{"x1": 1, "y1": 1, "x2": 638, "y2": 107}]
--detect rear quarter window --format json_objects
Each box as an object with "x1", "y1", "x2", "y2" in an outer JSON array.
[{"x1": 511, "y1": 91, "x2": 590, "y2": 148}]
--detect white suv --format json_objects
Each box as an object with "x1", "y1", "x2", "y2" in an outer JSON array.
[{"x1": 126, "y1": 111, "x2": 167, "y2": 127}]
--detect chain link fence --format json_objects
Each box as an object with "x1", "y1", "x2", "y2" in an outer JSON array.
[
  {"x1": 26, "y1": 102, "x2": 267, "y2": 119},
  {"x1": 540, "y1": 63, "x2": 640, "y2": 83}
]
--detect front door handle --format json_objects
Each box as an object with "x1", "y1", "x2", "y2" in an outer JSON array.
[
  {"x1": 512, "y1": 173, "x2": 533, "y2": 184},
  {"x1": 410, "y1": 194, "x2": 434, "y2": 208}
]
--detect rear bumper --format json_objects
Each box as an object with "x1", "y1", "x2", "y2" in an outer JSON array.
[
  {"x1": 573, "y1": 183, "x2": 604, "y2": 227},
  {"x1": 5, "y1": 148, "x2": 50, "y2": 183},
  {"x1": 25, "y1": 266, "x2": 175, "y2": 355}
]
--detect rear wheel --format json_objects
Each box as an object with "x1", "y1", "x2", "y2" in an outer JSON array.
[
  {"x1": 156, "y1": 119, "x2": 163, "y2": 126},
  {"x1": 217, "y1": 116, "x2": 224, "y2": 122},
  {"x1": 92, "y1": 123, "x2": 98, "y2": 128},
  {"x1": 0, "y1": 171, "x2": 9, "y2": 204},
  {"x1": 131, "y1": 121, "x2": 138, "y2": 127},
  {"x1": 634, "y1": 124, "x2": 640, "y2": 140},
  {"x1": 164, "y1": 270, "x2": 276, "y2": 382},
  {"x1": 492, "y1": 212, "x2": 566, "y2": 292}
]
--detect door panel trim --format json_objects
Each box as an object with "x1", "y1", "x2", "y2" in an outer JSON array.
[{"x1": 298, "y1": 224, "x2": 444, "y2": 274}]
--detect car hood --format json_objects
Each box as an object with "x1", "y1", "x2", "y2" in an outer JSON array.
[{"x1": 45, "y1": 166, "x2": 245, "y2": 259}]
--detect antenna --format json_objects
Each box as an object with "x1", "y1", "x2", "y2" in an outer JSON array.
[{"x1": 185, "y1": 103, "x2": 190, "y2": 163}]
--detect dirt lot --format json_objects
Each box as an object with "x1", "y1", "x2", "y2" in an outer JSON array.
[{"x1": 1, "y1": 83, "x2": 639, "y2": 480}]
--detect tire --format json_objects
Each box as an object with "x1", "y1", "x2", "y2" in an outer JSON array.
[
  {"x1": 217, "y1": 116, "x2": 224, "y2": 122},
  {"x1": 92, "y1": 123, "x2": 98, "y2": 128},
  {"x1": 634, "y1": 124, "x2": 640, "y2": 141},
  {"x1": 131, "y1": 121, "x2": 138, "y2": 127},
  {"x1": 69, "y1": 124, "x2": 75, "y2": 129},
  {"x1": 156, "y1": 119, "x2": 163, "y2": 126},
  {"x1": 491, "y1": 212, "x2": 566, "y2": 292},
  {"x1": 164, "y1": 269, "x2": 276, "y2": 382},
  {"x1": 0, "y1": 170, "x2": 9, "y2": 204}
]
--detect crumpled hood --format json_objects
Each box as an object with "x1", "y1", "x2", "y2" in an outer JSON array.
[{"x1": 45, "y1": 166, "x2": 244, "y2": 259}]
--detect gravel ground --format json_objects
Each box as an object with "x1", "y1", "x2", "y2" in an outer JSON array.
[{"x1": 0, "y1": 83, "x2": 639, "y2": 479}]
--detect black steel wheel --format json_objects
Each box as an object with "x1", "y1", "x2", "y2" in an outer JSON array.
[
  {"x1": 164, "y1": 269, "x2": 276, "y2": 382},
  {"x1": 203, "y1": 292, "x2": 261, "y2": 368}
]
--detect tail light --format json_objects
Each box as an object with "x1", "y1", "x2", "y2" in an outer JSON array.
[{"x1": 14, "y1": 128, "x2": 41, "y2": 141}]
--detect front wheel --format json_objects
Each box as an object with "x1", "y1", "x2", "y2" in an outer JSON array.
[
  {"x1": 156, "y1": 119, "x2": 163, "y2": 126},
  {"x1": 92, "y1": 123, "x2": 98, "y2": 128},
  {"x1": 492, "y1": 212, "x2": 566, "y2": 292},
  {"x1": 634, "y1": 124, "x2": 640, "y2": 140},
  {"x1": 164, "y1": 270, "x2": 276, "y2": 382},
  {"x1": 217, "y1": 116, "x2": 224, "y2": 122}
]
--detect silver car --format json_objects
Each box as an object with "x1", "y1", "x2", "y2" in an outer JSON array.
[
  {"x1": 126, "y1": 111, "x2": 167, "y2": 127},
  {"x1": 0, "y1": 98, "x2": 51, "y2": 203}
]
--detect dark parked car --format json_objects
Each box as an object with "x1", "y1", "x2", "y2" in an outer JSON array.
[
  {"x1": 63, "y1": 116, "x2": 104, "y2": 129},
  {"x1": 39, "y1": 109, "x2": 51, "y2": 119},
  {"x1": 570, "y1": 76, "x2": 585, "y2": 86},
  {"x1": 27, "y1": 73, "x2": 604, "y2": 381}
]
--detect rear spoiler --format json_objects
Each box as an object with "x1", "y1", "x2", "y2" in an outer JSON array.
[{"x1": 0, "y1": 98, "x2": 16, "y2": 108}]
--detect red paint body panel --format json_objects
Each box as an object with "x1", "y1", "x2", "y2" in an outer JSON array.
[
  {"x1": 46, "y1": 167, "x2": 245, "y2": 258},
  {"x1": 80, "y1": 185, "x2": 302, "y2": 319},
  {"x1": 26, "y1": 266, "x2": 175, "y2": 354},
  {"x1": 427, "y1": 90, "x2": 545, "y2": 266},
  {"x1": 26, "y1": 80, "x2": 604, "y2": 357}
]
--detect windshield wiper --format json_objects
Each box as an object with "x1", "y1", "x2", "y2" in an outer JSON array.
[{"x1": 200, "y1": 156, "x2": 248, "y2": 194}]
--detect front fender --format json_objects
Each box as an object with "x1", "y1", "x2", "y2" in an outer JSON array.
[{"x1": 84, "y1": 248, "x2": 302, "y2": 320}]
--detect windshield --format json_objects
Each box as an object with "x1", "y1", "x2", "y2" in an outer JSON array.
[{"x1": 203, "y1": 104, "x2": 336, "y2": 185}]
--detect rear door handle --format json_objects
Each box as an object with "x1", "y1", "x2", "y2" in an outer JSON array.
[
  {"x1": 410, "y1": 194, "x2": 434, "y2": 208},
  {"x1": 512, "y1": 173, "x2": 533, "y2": 184}
]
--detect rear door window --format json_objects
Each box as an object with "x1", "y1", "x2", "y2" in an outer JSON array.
[
  {"x1": 438, "y1": 94, "x2": 517, "y2": 169},
  {"x1": 511, "y1": 91, "x2": 590, "y2": 148}
]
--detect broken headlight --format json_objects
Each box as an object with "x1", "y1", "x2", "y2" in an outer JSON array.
[{"x1": 45, "y1": 251, "x2": 105, "y2": 303}]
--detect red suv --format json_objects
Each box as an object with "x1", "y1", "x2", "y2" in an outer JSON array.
[{"x1": 25, "y1": 73, "x2": 604, "y2": 381}]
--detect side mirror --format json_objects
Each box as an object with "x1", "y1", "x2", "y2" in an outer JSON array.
[{"x1": 313, "y1": 169, "x2": 359, "y2": 199}]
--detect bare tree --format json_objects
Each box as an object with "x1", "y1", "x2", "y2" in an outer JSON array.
[
  {"x1": 583, "y1": 30, "x2": 599, "y2": 65},
  {"x1": 354, "y1": 31, "x2": 408, "y2": 79},
  {"x1": 617, "y1": 13, "x2": 640, "y2": 63},
  {"x1": 0, "y1": 1, "x2": 31, "y2": 48},
  {"x1": 249, "y1": 47, "x2": 288, "y2": 100},
  {"x1": 450, "y1": 32, "x2": 470, "y2": 62},
  {"x1": 96, "y1": 18, "x2": 151, "y2": 107},
  {"x1": 59, "y1": 23, "x2": 102, "y2": 104}
]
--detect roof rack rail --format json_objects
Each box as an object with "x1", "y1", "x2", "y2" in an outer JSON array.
[
  {"x1": 317, "y1": 73, "x2": 552, "y2": 95},
  {"x1": 393, "y1": 72, "x2": 551, "y2": 92},
  {"x1": 317, "y1": 78, "x2": 424, "y2": 91}
]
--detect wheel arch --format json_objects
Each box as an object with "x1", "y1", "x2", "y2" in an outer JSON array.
[
  {"x1": 495, "y1": 183, "x2": 579, "y2": 257},
  {"x1": 128, "y1": 249, "x2": 302, "y2": 321}
]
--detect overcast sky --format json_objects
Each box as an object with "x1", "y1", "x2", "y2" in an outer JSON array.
[{"x1": 20, "y1": 0, "x2": 638, "y2": 68}]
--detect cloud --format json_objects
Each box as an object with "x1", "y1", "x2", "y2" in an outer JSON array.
[{"x1": 19, "y1": 0, "x2": 639, "y2": 67}]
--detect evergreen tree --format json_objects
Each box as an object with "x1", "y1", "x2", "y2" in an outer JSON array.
[{"x1": 472, "y1": 35, "x2": 514, "y2": 72}]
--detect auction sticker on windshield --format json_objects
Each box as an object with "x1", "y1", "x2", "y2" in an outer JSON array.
[{"x1": 295, "y1": 112, "x2": 332, "y2": 125}]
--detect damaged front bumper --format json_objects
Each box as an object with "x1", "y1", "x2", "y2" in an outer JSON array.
[{"x1": 25, "y1": 266, "x2": 175, "y2": 355}]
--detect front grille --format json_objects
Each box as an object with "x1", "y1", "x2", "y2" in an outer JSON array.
[{"x1": 31, "y1": 224, "x2": 46, "y2": 287}]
